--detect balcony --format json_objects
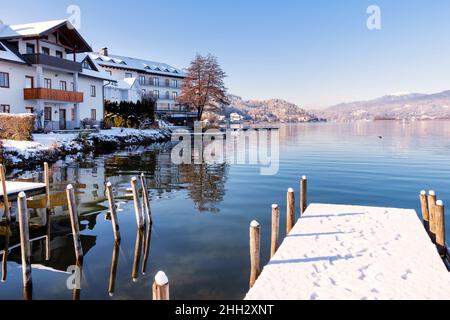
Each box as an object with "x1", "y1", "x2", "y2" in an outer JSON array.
[
  {"x1": 22, "y1": 54, "x2": 82, "y2": 72},
  {"x1": 24, "y1": 88, "x2": 84, "y2": 103}
]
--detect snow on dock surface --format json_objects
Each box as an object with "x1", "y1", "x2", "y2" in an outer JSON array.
[
  {"x1": 0, "y1": 182, "x2": 46, "y2": 198},
  {"x1": 245, "y1": 203, "x2": 450, "y2": 300}
]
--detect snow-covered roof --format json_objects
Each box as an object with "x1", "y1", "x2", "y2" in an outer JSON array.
[
  {"x1": 88, "y1": 53, "x2": 185, "y2": 78},
  {"x1": 75, "y1": 53, "x2": 116, "y2": 81},
  {"x1": 106, "y1": 77, "x2": 140, "y2": 90},
  {"x1": 0, "y1": 20, "x2": 67, "y2": 39},
  {"x1": 0, "y1": 41, "x2": 26, "y2": 64}
]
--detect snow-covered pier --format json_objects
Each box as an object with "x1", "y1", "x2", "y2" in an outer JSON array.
[{"x1": 245, "y1": 203, "x2": 450, "y2": 300}]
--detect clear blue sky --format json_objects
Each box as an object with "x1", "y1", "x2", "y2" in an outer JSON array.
[{"x1": 2, "y1": 0, "x2": 450, "y2": 108}]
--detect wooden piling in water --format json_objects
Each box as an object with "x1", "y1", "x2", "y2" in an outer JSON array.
[
  {"x1": 44, "y1": 162, "x2": 50, "y2": 205},
  {"x1": 0, "y1": 165, "x2": 10, "y2": 224},
  {"x1": 131, "y1": 177, "x2": 144, "y2": 229},
  {"x1": 106, "y1": 182, "x2": 121, "y2": 242},
  {"x1": 66, "y1": 185, "x2": 83, "y2": 263},
  {"x1": 435, "y1": 200, "x2": 446, "y2": 257},
  {"x1": 2, "y1": 233, "x2": 9, "y2": 282},
  {"x1": 270, "y1": 204, "x2": 280, "y2": 258},
  {"x1": 152, "y1": 271, "x2": 169, "y2": 300},
  {"x1": 108, "y1": 242, "x2": 120, "y2": 297},
  {"x1": 300, "y1": 176, "x2": 308, "y2": 216},
  {"x1": 17, "y1": 192, "x2": 32, "y2": 289},
  {"x1": 140, "y1": 173, "x2": 152, "y2": 225},
  {"x1": 420, "y1": 190, "x2": 430, "y2": 233},
  {"x1": 249, "y1": 220, "x2": 261, "y2": 289},
  {"x1": 427, "y1": 190, "x2": 437, "y2": 243},
  {"x1": 287, "y1": 188, "x2": 295, "y2": 235}
]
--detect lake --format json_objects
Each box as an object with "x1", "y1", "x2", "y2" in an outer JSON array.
[{"x1": 0, "y1": 121, "x2": 449, "y2": 300}]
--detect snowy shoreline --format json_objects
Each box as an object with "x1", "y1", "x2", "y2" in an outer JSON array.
[{"x1": 2, "y1": 128, "x2": 172, "y2": 170}]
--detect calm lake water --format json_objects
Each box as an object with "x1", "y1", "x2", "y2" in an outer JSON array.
[{"x1": 1, "y1": 121, "x2": 450, "y2": 300}]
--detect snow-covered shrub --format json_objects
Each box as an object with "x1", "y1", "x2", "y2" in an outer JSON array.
[{"x1": 0, "y1": 114, "x2": 35, "y2": 141}]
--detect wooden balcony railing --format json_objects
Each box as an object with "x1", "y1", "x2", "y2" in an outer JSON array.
[{"x1": 24, "y1": 88, "x2": 84, "y2": 103}]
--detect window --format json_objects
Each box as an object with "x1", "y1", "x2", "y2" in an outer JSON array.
[
  {"x1": 172, "y1": 80, "x2": 178, "y2": 88},
  {"x1": 165, "y1": 91, "x2": 170, "y2": 99},
  {"x1": 165, "y1": 79, "x2": 170, "y2": 87},
  {"x1": 154, "y1": 78, "x2": 160, "y2": 86},
  {"x1": 82, "y1": 60, "x2": 93, "y2": 70},
  {"x1": 139, "y1": 76, "x2": 146, "y2": 85},
  {"x1": 60, "y1": 81, "x2": 67, "y2": 91},
  {"x1": 25, "y1": 106, "x2": 34, "y2": 114},
  {"x1": 44, "y1": 78, "x2": 52, "y2": 89},
  {"x1": 44, "y1": 107, "x2": 52, "y2": 121},
  {"x1": 90, "y1": 85, "x2": 96, "y2": 97},
  {"x1": 42, "y1": 47, "x2": 50, "y2": 55},
  {"x1": 71, "y1": 109, "x2": 75, "y2": 121},
  {"x1": 0, "y1": 105, "x2": 10, "y2": 113},
  {"x1": 56, "y1": 50, "x2": 63, "y2": 58},
  {"x1": 91, "y1": 109, "x2": 96, "y2": 121},
  {"x1": 125, "y1": 73, "x2": 132, "y2": 78},
  {"x1": 153, "y1": 90, "x2": 159, "y2": 99},
  {"x1": 26, "y1": 43, "x2": 35, "y2": 54},
  {"x1": 25, "y1": 76, "x2": 34, "y2": 89},
  {"x1": 0, "y1": 72, "x2": 9, "y2": 88},
  {"x1": 172, "y1": 91, "x2": 178, "y2": 100},
  {"x1": 70, "y1": 82, "x2": 74, "y2": 91}
]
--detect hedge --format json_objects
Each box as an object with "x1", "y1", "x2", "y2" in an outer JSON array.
[{"x1": 0, "y1": 113, "x2": 35, "y2": 141}]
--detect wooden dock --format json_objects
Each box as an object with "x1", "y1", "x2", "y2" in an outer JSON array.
[
  {"x1": 0, "y1": 182, "x2": 46, "y2": 201},
  {"x1": 245, "y1": 203, "x2": 450, "y2": 300}
]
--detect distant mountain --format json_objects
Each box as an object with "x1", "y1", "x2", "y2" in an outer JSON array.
[
  {"x1": 318, "y1": 90, "x2": 450, "y2": 121},
  {"x1": 219, "y1": 95, "x2": 321, "y2": 123}
]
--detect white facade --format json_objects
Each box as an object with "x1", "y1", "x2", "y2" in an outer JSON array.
[{"x1": 0, "y1": 20, "x2": 112, "y2": 131}]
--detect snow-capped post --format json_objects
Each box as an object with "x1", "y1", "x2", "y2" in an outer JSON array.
[
  {"x1": 427, "y1": 191, "x2": 437, "y2": 243},
  {"x1": 17, "y1": 192, "x2": 32, "y2": 289},
  {"x1": 66, "y1": 184, "x2": 83, "y2": 263},
  {"x1": 106, "y1": 182, "x2": 121, "y2": 243},
  {"x1": 131, "y1": 177, "x2": 144, "y2": 229},
  {"x1": 140, "y1": 173, "x2": 152, "y2": 225},
  {"x1": 420, "y1": 191, "x2": 430, "y2": 233},
  {"x1": 249, "y1": 220, "x2": 261, "y2": 288},
  {"x1": 287, "y1": 188, "x2": 295, "y2": 235},
  {"x1": 271, "y1": 204, "x2": 280, "y2": 258},
  {"x1": 300, "y1": 176, "x2": 308, "y2": 216},
  {"x1": 435, "y1": 200, "x2": 446, "y2": 257},
  {"x1": 0, "y1": 164, "x2": 11, "y2": 224},
  {"x1": 152, "y1": 271, "x2": 169, "y2": 300}
]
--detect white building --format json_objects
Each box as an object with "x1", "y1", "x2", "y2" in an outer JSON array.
[
  {"x1": 0, "y1": 20, "x2": 113, "y2": 131},
  {"x1": 88, "y1": 48, "x2": 197, "y2": 125}
]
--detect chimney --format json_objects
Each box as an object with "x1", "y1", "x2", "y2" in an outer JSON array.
[{"x1": 100, "y1": 47, "x2": 108, "y2": 56}]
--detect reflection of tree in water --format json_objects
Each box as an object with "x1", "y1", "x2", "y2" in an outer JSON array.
[{"x1": 179, "y1": 163, "x2": 228, "y2": 213}]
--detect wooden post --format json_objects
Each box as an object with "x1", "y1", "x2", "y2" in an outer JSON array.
[
  {"x1": 17, "y1": 192, "x2": 32, "y2": 289},
  {"x1": 270, "y1": 204, "x2": 280, "y2": 258},
  {"x1": 140, "y1": 173, "x2": 152, "y2": 225},
  {"x1": 45, "y1": 211, "x2": 51, "y2": 261},
  {"x1": 249, "y1": 220, "x2": 261, "y2": 289},
  {"x1": 287, "y1": 188, "x2": 295, "y2": 235},
  {"x1": 142, "y1": 222, "x2": 152, "y2": 275},
  {"x1": 435, "y1": 200, "x2": 446, "y2": 257},
  {"x1": 152, "y1": 271, "x2": 169, "y2": 300},
  {"x1": 66, "y1": 185, "x2": 83, "y2": 263},
  {"x1": 106, "y1": 182, "x2": 121, "y2": 242},
  {"x1": 2, "y1": 233, "x2": 9, "y2": 282},
  {"x1": 300, "y1": 176, "x2": 308, "y2": 216},
  {"x1": 0, "y1": 165, "x2": 10, "y2": 224},
  {"x1": 108, "y1": 242, "x2": 120, "y2": 297},
  {"x1": 131, "y1": 177, "x2": 144, "y2": 229},
  {"x1": 44, "y1": 162, "x2": 50, "y2": 205},
  {"x1": 132, "y1": 229, "x2": 143, "y2": 282},
  {"x1": 428, "y1": 190, "x2": 437, "y2": 243},
  {"x1": 420, "y1": 190, "x2": 430, "y2": 232}
]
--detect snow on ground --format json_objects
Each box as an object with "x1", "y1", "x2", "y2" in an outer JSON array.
[{"x1": 245, "y1": 203, "x2": 450, "y2": 300}]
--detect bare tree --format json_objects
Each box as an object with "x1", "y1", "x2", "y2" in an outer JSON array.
[{"x1": 178, "y1": 54, "x2": 229, "y2": 121}]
